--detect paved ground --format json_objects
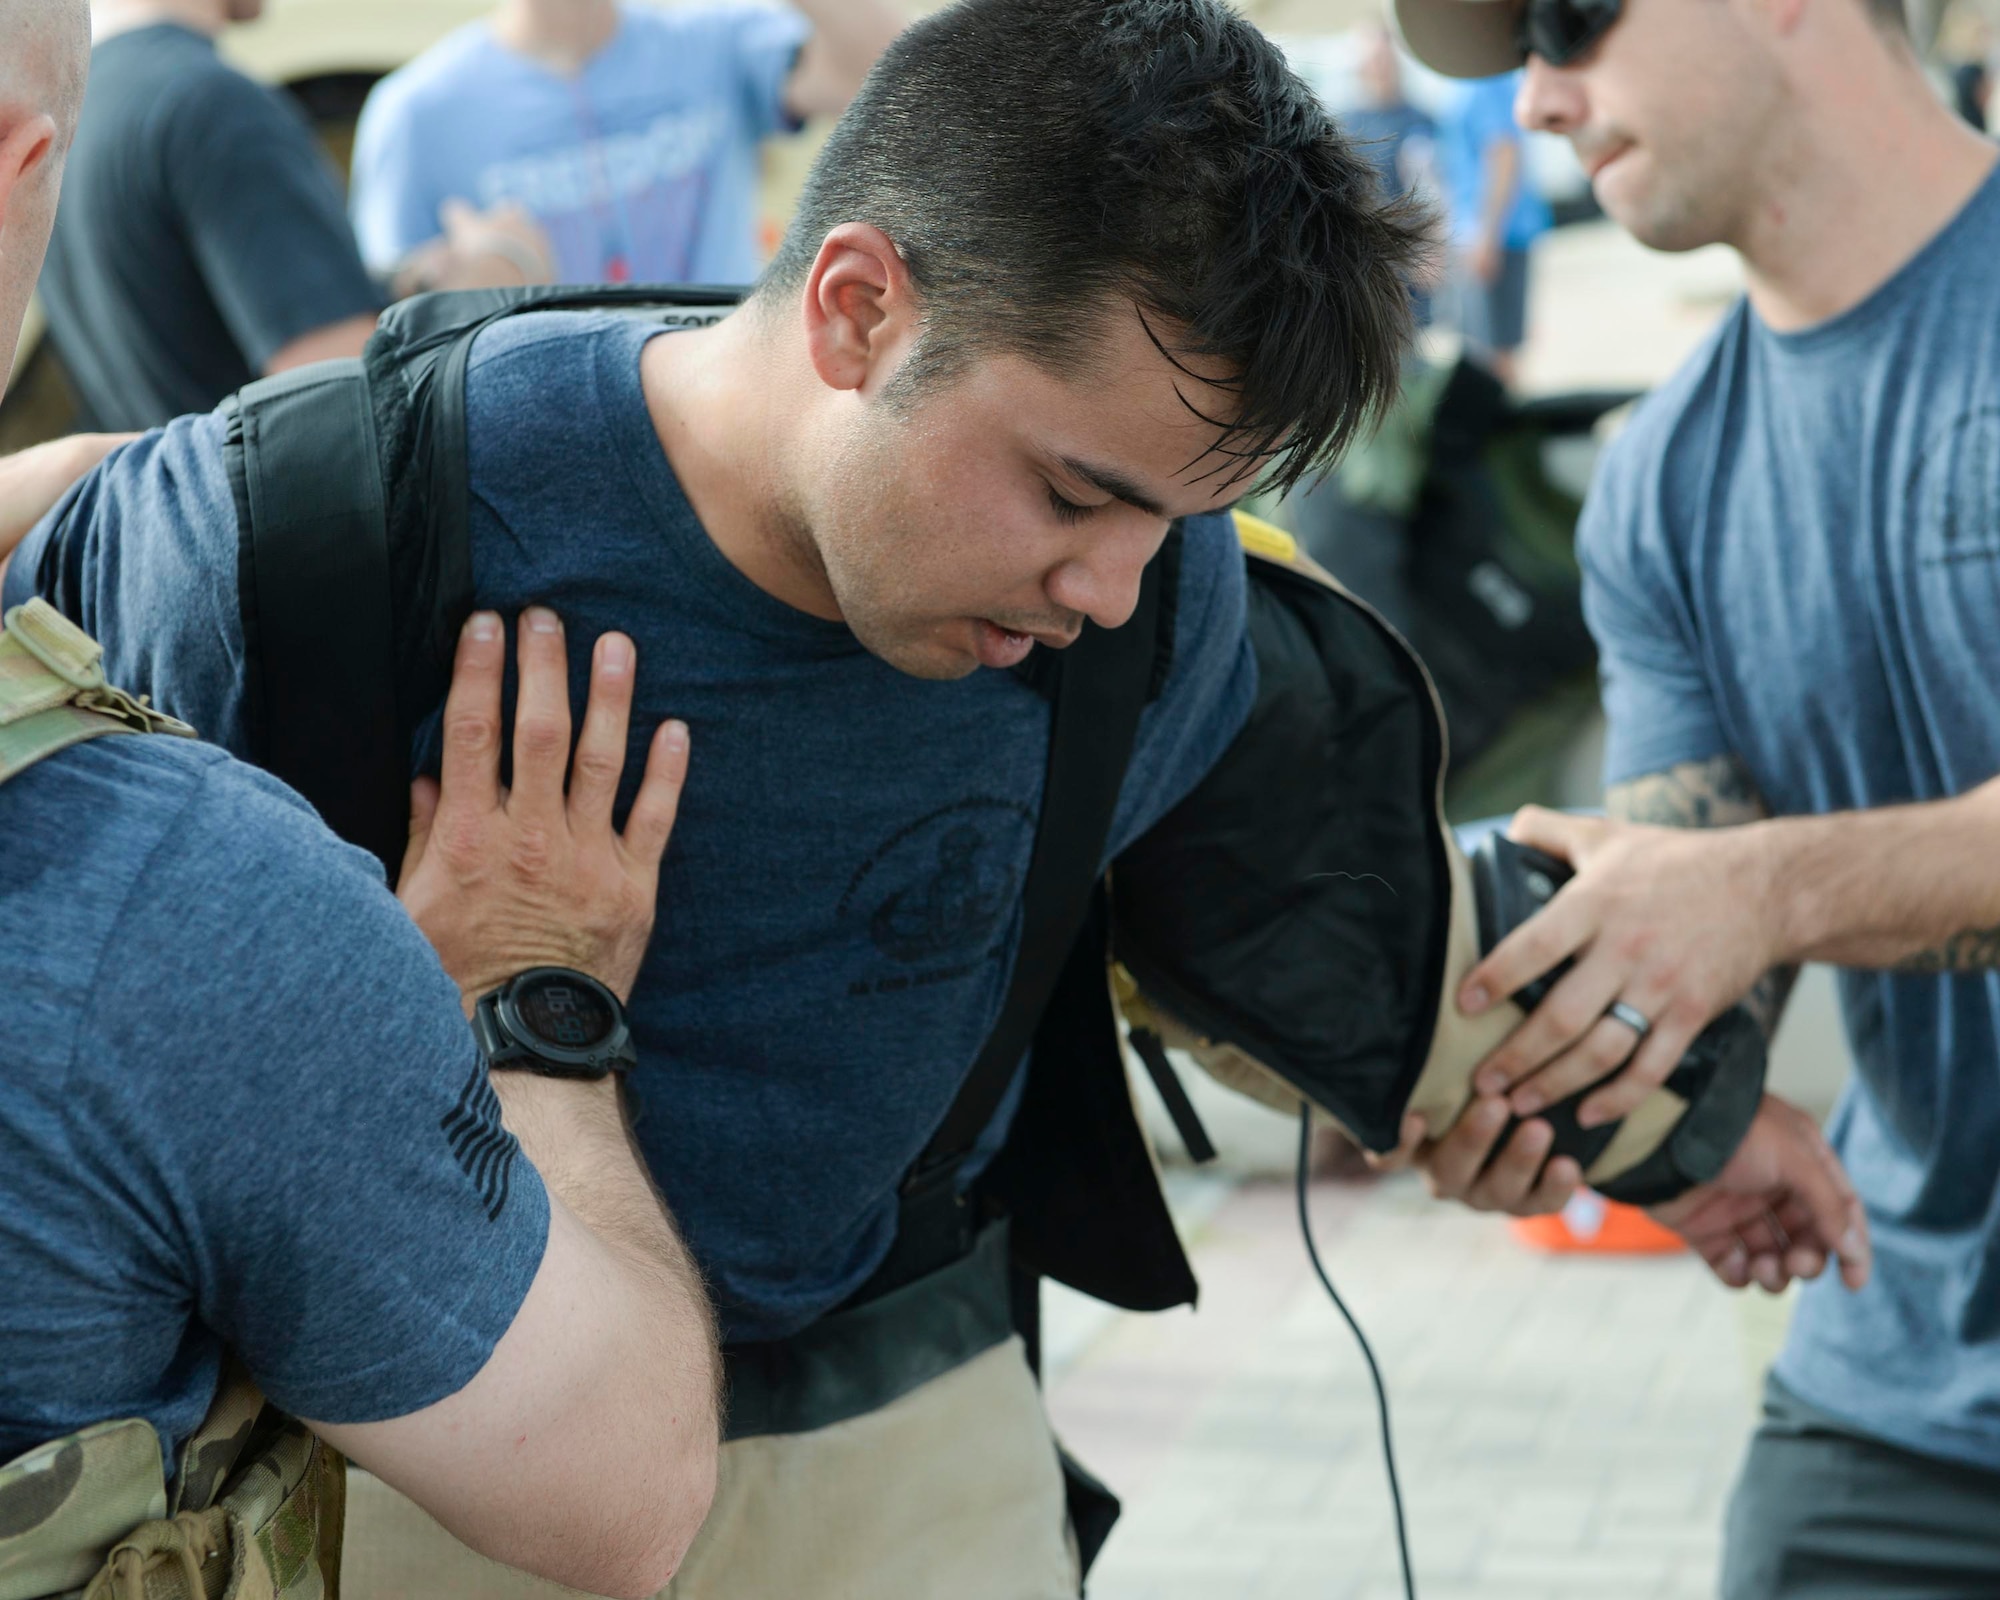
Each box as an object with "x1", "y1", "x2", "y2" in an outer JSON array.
[{"x1": 1045, "y1": 1167, "x2": 1763, "y2": 1600}]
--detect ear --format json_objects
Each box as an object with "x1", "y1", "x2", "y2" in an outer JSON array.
[
  {"x1": 799, "y1": 222, "x2": 920, "y2": 396},
  {"x1": 0, "y1": 111, "x2": 58, "y2": 231}
]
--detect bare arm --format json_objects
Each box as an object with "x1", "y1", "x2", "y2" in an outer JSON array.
[
  {"x1": 1605, "y1": 754, "x2": 1798, "y2": 1036},
  {"x1": 1464, "y1": 756, "x2": 2000, "y2": 1133},
  {"x1": 1751, "y1": 775, "x2": 2000, "y2": 973},
  {"x1": 783, "y1": 0, "x2": 906, "y2": 121},
  {"x1": 0, "y1": 433, "x2": 135, "y2": 582},
  {"x1": 264, "y1": 312, "x2": 378, "y2": 375},
  {"x1": 309, "y1": 610, "x2": 717, "y2": 1599}
]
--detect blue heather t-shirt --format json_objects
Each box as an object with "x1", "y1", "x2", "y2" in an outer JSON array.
[
  {"x1": 0, "y1": 733, "x2": 548, "y2": 1467},
  {"x1": 350, "y1": 3, "x2": 806, "y2": 287},
  {"x1": 1581, "y1": 163, "x2": 2000, "y2": 1472},
  {"x1": 6, "y1": 311, "x2": 1257, "y2": 1342}
]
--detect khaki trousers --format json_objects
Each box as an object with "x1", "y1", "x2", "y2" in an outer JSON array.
[{"x1": 340, "y1": 1337, "x2": 1080, "y2": 1600}]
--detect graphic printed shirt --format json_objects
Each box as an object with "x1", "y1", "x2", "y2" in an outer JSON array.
[
  {"x1": 6, "y1": 312, "x2": 1258, "y2": 1342},
  {"x1": 350, "y1": 4, "x2": 807, "y2": 287}
]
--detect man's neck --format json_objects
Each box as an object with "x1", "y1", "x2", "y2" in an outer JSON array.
[
  {"x1": 640, "y1": 310, "x2": 845, "y2": 622},
  {"x1": 1736, "y1": 44, "x2": 1996, "y2": 331},
  {"x1": 92, "y1": 0, "x2": 227, "y2": 41},
  {"x1": 491, "y1": 0, "x2": 621, "y2": 75}
]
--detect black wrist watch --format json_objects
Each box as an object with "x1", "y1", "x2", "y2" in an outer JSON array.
[{"x1": 474, "y1": 967, "x2": 637, "y2": 1080}]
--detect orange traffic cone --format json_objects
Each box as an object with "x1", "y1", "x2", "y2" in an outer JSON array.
[{"x1": 1509, "y1": 1189, "x2": 1685, "y2": 1255}]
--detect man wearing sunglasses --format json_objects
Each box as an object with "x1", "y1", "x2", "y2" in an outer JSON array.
[{"x1": 1391, "y1": 0, "x2": 2000, "y2": 1592}]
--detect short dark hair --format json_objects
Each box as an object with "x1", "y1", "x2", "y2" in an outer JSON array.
[{"x1": 760, "y1": 0, "x2": 1433, "y2": 494}]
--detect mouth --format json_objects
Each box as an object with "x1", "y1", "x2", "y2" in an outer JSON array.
[
  {"x1": 1580, "y1": 140, "x2": 1634, "y2": 181},
  {"x1": 970, "y1": 619, "x2": 1080, "y2": 669}
]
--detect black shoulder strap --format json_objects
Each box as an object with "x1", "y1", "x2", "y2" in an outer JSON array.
[
  {"x1": 414, "y1": 282, "x2": 749, "y2": 670},
  {"x1": 222, "y1": 285, "x2": 747, "y2": 876},
  {"x1": 225, "y1": 359, "x2": 406, "y2": 875},
  {"x1": 871, "y1": 548, "x2": 1168, "y2": 1292}
]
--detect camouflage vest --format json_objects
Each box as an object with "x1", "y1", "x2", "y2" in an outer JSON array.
[{"x1": 0, "y1": 601, "x2": 345, "y2": 1600}]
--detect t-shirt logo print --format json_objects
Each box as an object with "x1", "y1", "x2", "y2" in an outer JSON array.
[
  {"x1": 440, "y1": 1059, "x2": 519, "y2": 1222},
  {"x1": 870, "y1": 823, "x2": 1017, "y2": 962},
  {"x1": 839, "y1": 799, "x2": 1035, "y2": 994}
]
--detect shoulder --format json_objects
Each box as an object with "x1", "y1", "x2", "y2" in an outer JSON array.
[
  {"x1": 151, "y1": 47, "x2": 296, "y2": 149},
  {"x1": 1580, "y1": 305, "x2": 1745, "y2": 567},
  {"x1": 469, "y1": 309, "x2": 642, "y2": 371},
  {"x1": 74, "y1": 743, "x2": 458, "y2": 1084},
  {"x1": 467, "y1": 311, "x2": 654, "y2": 419},
  {"x1": 0, "y1": 735, "x2": 240, "y2": 902},
  {"x1": 360, "y1": 22, "x2": 503, "y2": 128}
]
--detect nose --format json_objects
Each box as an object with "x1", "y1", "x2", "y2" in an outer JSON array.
[
  {"x1": 1044, "y1": 519, "x2": 1168, "y2": 633},
  {"x1": 1516, "y1": 54, "x2": 1585, "y2": 136}
]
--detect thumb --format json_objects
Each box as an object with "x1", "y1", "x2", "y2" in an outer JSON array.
[
  {"x1": 438, "y1": 197, "x2": 478, "y2": 237},
  {"x1": 399, "y1": 776, "x2": 440, "y2": 889},
  {"x1": 1506, "y1": 804, "x2": 1599, "y2": 863}
]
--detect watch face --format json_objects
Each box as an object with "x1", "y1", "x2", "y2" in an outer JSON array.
[{"x1": 515, "y1": 973, "x2": 618, "y2": 1054}]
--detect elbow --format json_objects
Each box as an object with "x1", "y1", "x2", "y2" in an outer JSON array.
[
  {"x1": 619, "y1": 1430, "x2": 720, "y2": 1598},
  {"x1": 592, "y1": 1360, "x2": 720, "y2": 1600}
]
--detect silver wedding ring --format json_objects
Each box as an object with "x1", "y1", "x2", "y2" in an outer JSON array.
[{"x1": 1607, "y1": 1000, "x2": 1653, "y2": 1040}]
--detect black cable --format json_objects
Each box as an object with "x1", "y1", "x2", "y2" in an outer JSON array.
[{"x1": 1296, "y1": 1104, "x2": 1417, "y2": 1600}]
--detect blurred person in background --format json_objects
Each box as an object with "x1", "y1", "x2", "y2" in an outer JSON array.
[
  {"x1": 1395, "y1": 0, "x2": 2000, "y2": 1590},
  {"x1": 350, "y1": 0, "x2": 906, "y2": 289},
  {"x1": 1343, "y1": 22, "x2": 1441, "y2": 325},
  {"x1": 1438, "y1": 66, "x2": 1549, "y2": 384},
  {"x1": 41, "y1": 0, "x2": 553, "y2": 433}
]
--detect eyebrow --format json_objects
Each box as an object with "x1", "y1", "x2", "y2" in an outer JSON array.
[{"x1": 1058, "y1": 455, "x2": 1168, "y2": 519}]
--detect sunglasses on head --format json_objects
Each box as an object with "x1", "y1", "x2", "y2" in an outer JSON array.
[{"x1": 1513, "y1": 0, "x2": 1624, "y2": 65}]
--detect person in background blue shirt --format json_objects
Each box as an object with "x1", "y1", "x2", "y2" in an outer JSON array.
[
  {"x1": 1438, "y1": 69, "x2": 1551, "y2": 385},
  {"x1": 350, "y1": 0, "x2": 905, "y2": 289}
]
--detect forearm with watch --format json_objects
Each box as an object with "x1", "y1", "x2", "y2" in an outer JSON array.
[
  {"x1": 398, "y1": 604, "x2": 705, "y2": 1295},
  {"x1": 473, "y1": 968, "x2": 687, "y2": 1281}
]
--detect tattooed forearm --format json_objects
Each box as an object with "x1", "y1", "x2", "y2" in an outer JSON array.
[
  {"x1": 1896, "y1": 925, "x2": 2000, "y2": 974},
  {"x1": 1607, "y1": 754, "x2": 1769, "y2": 830},
  {"x1": 1610, "y1": 755, "x2": 1798, "y2": 1034}
]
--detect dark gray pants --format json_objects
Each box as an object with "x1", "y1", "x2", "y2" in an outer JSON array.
[{"x1": 1722, "y1": 1374, "x2": 2000, "y2": 1599}]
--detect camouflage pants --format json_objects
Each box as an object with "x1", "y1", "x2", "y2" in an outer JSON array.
[{"x1": 339, "y1": 1336, "x2": 1079, "y2": 1600}]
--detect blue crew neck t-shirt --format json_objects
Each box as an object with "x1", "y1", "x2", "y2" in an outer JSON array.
[
  {"x1": 5, "y1": 311, "x2": 1258, "y2": 1342},
  {"x1": 350, "y1": 3, "x2": 807, "y2": 287},
  {"x1": 1581, "y1": 162, "x2": 2000, "y2": 1472},
  {"x1": 0, "y1": 732, "x2": 548, "y2": 1467}
]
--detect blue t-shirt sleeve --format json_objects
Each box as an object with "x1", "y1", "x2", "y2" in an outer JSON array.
[
  {"x1": 73, "y1": 758, "x2": 548, "y2": 1426},
  {"x1": 726, "y1": 2, "x2": 812, "y2": 138},
  {"x1": 349, "y1": 79, "x2": 446, "y2": 273},
  {"x1": 2, "y1": 411, "x2": 252, "y2": 754},
  {"x1": 1105, "y1": 511, "x2": 1257, "y2": 861},
  {"x1": 1579, "y1": 431, "x2": 1734, "y2": 786},
  {"x1": 160, "y1": 71, "x2": 382, "y2": 367}
]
